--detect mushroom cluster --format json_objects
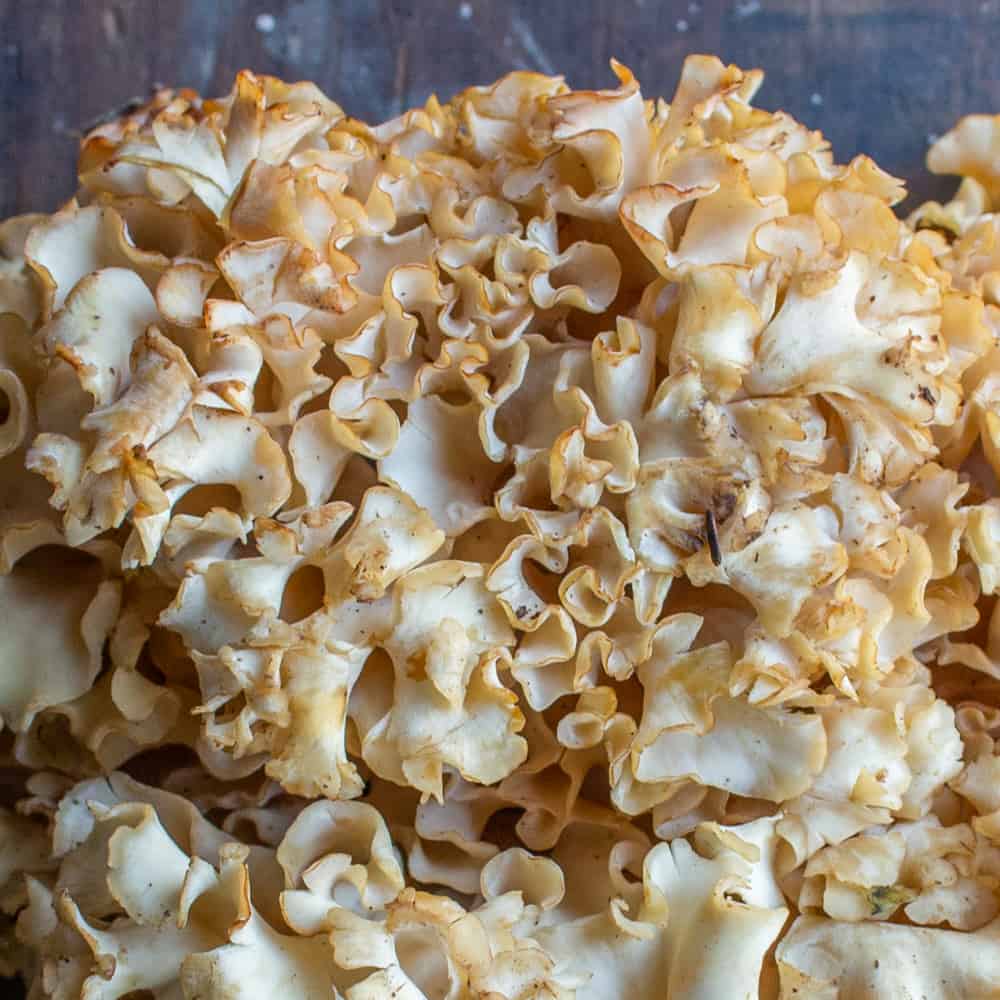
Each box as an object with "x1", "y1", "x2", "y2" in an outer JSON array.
[{"x1": 4, "y1": 56, "x2": 1000, "y2": 998}]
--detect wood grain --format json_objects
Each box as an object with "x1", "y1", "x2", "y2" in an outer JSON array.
[{"x1": 1, "y1": 0, "x2": 997, "y2": 220}]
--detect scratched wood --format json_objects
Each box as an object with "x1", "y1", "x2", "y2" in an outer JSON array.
[{"x1": 1, "y1": 0, "x2": 999, "y2": 222}]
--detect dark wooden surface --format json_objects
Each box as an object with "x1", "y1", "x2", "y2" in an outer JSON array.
[{"x1": 1, "y1": 0, "x2": 998, "y2": 220}]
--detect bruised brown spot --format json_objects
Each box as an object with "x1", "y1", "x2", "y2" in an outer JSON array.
[{"x1": 711, "y1": 489, "x2": 737, "y2": 524}]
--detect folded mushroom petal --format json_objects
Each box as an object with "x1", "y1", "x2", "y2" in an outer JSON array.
[
  {"x1": 379, "y1": 395, "x2": 499, "y2": 536},
  {"x1": 0, "y1": 543, "x2": 121, "y2": 731},
  {"x1": 777, "y1": 914, "x2": 1000, "y2": 998}
]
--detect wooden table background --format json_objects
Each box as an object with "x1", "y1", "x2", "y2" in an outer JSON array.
[{"x1": 1, "y1": 0, "x2": 998, "y2": 220}]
